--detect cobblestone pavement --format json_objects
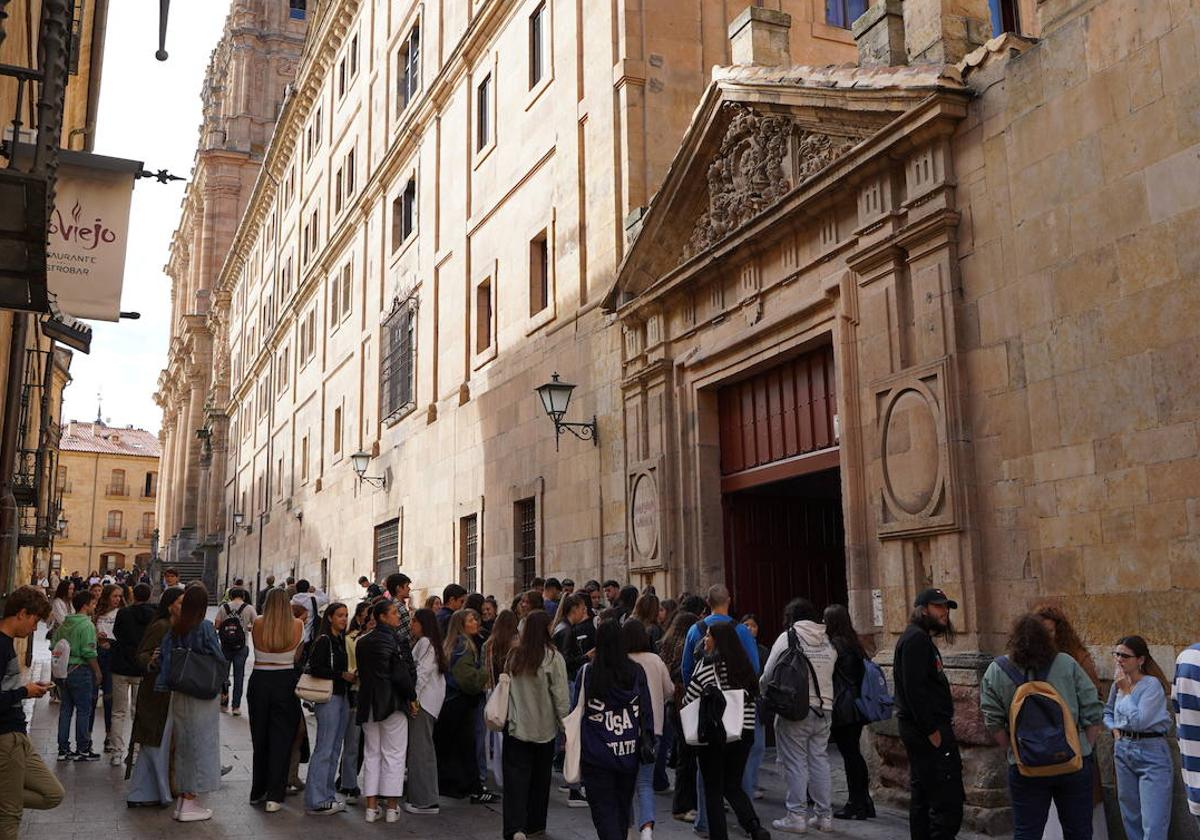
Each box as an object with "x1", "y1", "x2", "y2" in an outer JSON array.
[{"x1": 19, "y1": 621, "x2": 987, "y2": 839}]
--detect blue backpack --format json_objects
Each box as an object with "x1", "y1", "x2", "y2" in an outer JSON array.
[{"x1": 855, "y1": 659, "x2": 894, "y2": 723}]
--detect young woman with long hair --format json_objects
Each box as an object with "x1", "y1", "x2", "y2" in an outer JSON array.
[
  {"x1": 337, "y1": 600, "x2": 374, "y2": 803},
  {"x1": 658, "y1": 599, "x2": 678, "y2": 645},
  {"x1": 485, "y1": 609, "x2": 520, "y2": 685},
  {"x1": 633, "y1": 593, "x2": 663, "y2": 647},
  {"x1": 126, "y1": 586, "x2": 184, "y2": 807},
  {"x1": 684, "y1": 621, "x2": 769, "y2": 840},
  {"x1": 622, "y1": 619, "x2": 674, "y2": 840},
  {"x1": 980, "y1": 615, "x2": 1103, "y2": 840},
  {"x1": 824, "y1": 603, "x2": 874, "y2": 820},
  {"x1": 1033, "y1": 603, "x2": 1104, "y2": 692},
  {"x1": 156, "y1": 583, "x2": 225, "y2": 822},
  {"x1": 435, "y1": 608, "x2": 497, "y2": 802},
  {"x1": 1105, "y1": 634, "x2": 1173, "y2": 840},
  {"x1": 355, "y1": 599, "x2": 416, "y2": 823},
  {"x1": 661, "y1": 609, "x2": 701, "y2": 820},
  {"x1": 303, "y1": 602, "x2": 356, "y2": 816},
  {"x1": 575, "y1": 618, "x2": 652, "y2": 840},
  {"x1": 93, "y1": 583, "x2": 123, "y2": 753},
  {"x1": 248, "y1": 587, "x2": 305, "y2": 813},
  {"x1": 405, "y1": 607, "x2": 447, "y2": 815},
  {"x1": 501, "y1": 610, "x2": 569, "y2": 840}
]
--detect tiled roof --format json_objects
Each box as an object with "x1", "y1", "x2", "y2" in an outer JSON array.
[
  {"x1": 712, "y1": 62, "x2": 967, "y2": 90},
  {"x1": 60, "y1": 421, "x2": 161, "y2": 458}
]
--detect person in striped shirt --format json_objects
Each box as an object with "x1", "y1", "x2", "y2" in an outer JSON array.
[
  {"x1": 1173, "y1": 643, "x2": 1200, "y2": 831},
  {"x1": 682, "y1": 621, "x2": 769, "y2": 840}
]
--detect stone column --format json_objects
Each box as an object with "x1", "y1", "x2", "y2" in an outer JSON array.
[
  {"x1": 180, "y1": 373, "x2": 205, "y2": 530},
  {"x1": 172, "y1": 398, "x2": 189, "y2": 534},
  {"x1": 157, "y1": 420, "x2": 174, "y2": 541}
]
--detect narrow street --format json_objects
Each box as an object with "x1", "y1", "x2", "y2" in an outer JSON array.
[{"x1": 19, "y1": 619, "x2": 986, "y2": 839}]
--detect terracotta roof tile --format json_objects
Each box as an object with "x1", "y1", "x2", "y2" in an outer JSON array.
[{"x1": 60, "y1": 421, "x2": 162, "y2": 458}]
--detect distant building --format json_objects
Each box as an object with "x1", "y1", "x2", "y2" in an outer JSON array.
[{"x1": 55, "y1": 421, "x2": 161, "y2": 578}]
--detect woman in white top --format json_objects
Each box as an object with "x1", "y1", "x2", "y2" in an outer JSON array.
[
  {"x1": 93, "y1": 584, "x2": 123, "y2": 753},
  {"x1": 405, "y1": 608, "x2": 447, "y2": 814},
  {"x1": 622, "y1": 619, "x2": 675, "y2": 840},
  {"x1": 49, "y1": 580, "x2": 74, "y2": 633},
  {"x1": 247, "y1": 588, "x2": 304, "y2": 812}
]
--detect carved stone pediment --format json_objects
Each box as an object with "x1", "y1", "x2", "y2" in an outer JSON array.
[{"x1": 681, "y1": 104, "x2": 864, "y2": 261}]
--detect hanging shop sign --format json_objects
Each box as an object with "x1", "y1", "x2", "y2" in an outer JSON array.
[{"x1": 46, "y1": 150, "x2": 141, "y2": 322}]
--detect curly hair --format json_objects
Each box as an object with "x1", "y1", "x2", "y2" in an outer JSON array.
[
  {"x1": 1007, "y1": 613, "x2": 1057, "y2": 672},
  {"x1": 1032, "y1": 602, "x2": 1102, "y2": 691}
]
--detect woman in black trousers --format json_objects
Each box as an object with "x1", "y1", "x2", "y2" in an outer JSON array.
[
  {"x1": 661, "y1": 610, "x2": 700, "y2": 818},
  {"x1": 247, "y1": 588, "x2": 305, "y2": 811},
  {"x1": 681, "y1": 622, "x2": 769, "y2": 840},
  {"x1": 825, "y1": 604, "x2": 874, "y2": 819}
]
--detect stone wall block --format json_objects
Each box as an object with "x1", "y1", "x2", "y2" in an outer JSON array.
[
  {"x1": 1033, "y1": 442, "x2": 1096, "y2": 483},
  {"x1": 1145, "y1": 146, "x2": 1200, "y2": 222},
  {"x1": 1134, "y1": 499, "x2": 1189, "y2": 542},
  {"x1": 1101, "y1": 507, "x2": 1136, "y2": 544},
  {"x1": 1152, "y1": 339, "x2": 1200, "y2": 424},
  {"x1": 1124, "y1": 422, "x2": 1199, "y2": 465},
  {"x1": 1104, "y1": 467, "x2": 1149, "y2": 508},
  {"x1": 1050, "y1": 243, "x2": 1117, "y2": 319}
]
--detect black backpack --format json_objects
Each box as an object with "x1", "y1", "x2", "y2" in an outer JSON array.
[
  {"x1": 218, "y1": 603, "x2": 248, "y2": 652},
  {"x1": 763, "y1": 628, "x2": 824, "y2": 721}
]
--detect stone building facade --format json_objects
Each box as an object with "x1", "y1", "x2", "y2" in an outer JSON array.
[
  {"x1": 609, "y1": 0, "x2": 1200, "y2": 832},
  {"x1": 154, "y1": 1, "x2": 307, "y2": 592},
  {"x1": 55, "y1": 421, "x2": 161, "y2": 576},
  {"x1": 157, "y1": 0, "x2": 858, "y2": 605}
]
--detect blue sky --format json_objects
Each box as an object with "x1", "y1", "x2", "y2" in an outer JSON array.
[{"x1": 60, "y1": 0, "x2": 232, "y2": 433}]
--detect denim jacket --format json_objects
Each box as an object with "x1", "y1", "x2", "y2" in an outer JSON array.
[{"x1": 155, "y1": 619, "x2": 225, "y2": 692}]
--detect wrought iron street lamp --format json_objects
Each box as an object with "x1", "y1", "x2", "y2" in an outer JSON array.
[
  {"x1": 351, "y1": 451, "x2": 387, "y2": 488},
  {"x1": 535, "y1": 372, "x2": 598, "y2": 450}
]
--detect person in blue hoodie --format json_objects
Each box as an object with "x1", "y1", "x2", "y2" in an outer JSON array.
[{"x1": 575, "y1": 618, "x2": 654, "y2": 840}]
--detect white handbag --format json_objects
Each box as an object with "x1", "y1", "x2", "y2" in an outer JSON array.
[
  {"x1": 680, "y1": 688, "x2": 745, "y2": 745},
  {"x1": 562, "y1": 664, "x2": 588, "y2": 784},
  {"x1": 484, "y1": 673, "x2": 511, "y2": 732},
  {"x1": 294, "y1": 672, "x2": 333, "y2": 703}
]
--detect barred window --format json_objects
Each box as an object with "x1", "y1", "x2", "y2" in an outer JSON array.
[
  {"x1": 515, "y1": 498, "x2": 536, "y2": 591},
  {"x1": 461, "y1": 514, "x2": 478, "y2": 592},
  {"x1": 374, "y1": 518, "x2": 400, "y2": 582},
  {"x1": 380, "y1": 296, "x2": 416, "y2": 422}
]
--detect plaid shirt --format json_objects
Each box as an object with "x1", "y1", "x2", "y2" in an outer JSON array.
[{"x1": 394, "y1": 598, "x2": 412, "y2": 643}]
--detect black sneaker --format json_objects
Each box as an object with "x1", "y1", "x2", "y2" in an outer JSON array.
[
  {"x1": 470, "y1": 789, "x2": 500, "y2": 804},
  {"x1": 74, "y1": 750, "x2": 101, "y2": 762},
  {"x1": 567, "y1": 789, "x2": 588, "y2": 808},
  {"x1": 57, "y1": 749, "x2": 73, "y2": 762}
]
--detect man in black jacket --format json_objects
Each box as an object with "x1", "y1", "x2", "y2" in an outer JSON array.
[
  {"x1": 894, "y1": 588, "x2": 963, "y2": 840},
  {"x1": 109, "y1": 583, "x2": 156, "y2": 766}
]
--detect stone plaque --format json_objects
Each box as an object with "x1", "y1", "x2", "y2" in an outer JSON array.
[{"x1": 630, "y1": 472, "x2": 659, "y2": 560}]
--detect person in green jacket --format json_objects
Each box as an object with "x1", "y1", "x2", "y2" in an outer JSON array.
[
  {"x1": 51, "y1": 590, "x2": 102, "y2": 761},
  {"x1": 979, "y1": 613, "x2": 1103, "y2": 840}
]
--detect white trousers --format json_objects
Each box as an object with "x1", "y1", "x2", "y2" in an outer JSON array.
[
  {"x1": 109, "y1": 674, "x2": 141, "y2": 755},
  {"x1": 361, "y1": 711, "x2": 408, "y2": 799}
]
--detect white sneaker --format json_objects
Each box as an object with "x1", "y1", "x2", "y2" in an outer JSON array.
[
  {"x1": 640, "y1": 827, "x2": 654, "y2": 840},
  {"x1": 385, "y1": 807, "x2": 401, "y2": 823},
  {"x1": 772, "y1": 814, "x2": 809, "y2": 834},
  {"x1": 173, "y1": 797, "x2": 183, "y2": 820},
  {"x1": 808, "y1": 815, "x2": 834, "y2": 833},
  {"x1": 110, "y1": 753, "x2": 123, "y2": 766},
  {"x1": 364, "y1": 807, "x2": 381, "y2": 823},
  {"x1": 265, "y1": 800, "x2": 282, "y2": 813},
  {"x1": 514, "y1": 834, "x2": 527, "y2": 840},
  {"x1": 176, "y1": 798, "x2": 213, "y2": 822}
]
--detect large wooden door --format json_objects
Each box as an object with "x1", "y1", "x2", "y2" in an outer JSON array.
[{"x1": 722, "y1": 473, "x2": 847, "y2": 640}]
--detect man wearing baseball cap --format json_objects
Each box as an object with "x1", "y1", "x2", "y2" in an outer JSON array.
[{"x1": 894, "y1": 588, "x2": 963, "y2": 840}]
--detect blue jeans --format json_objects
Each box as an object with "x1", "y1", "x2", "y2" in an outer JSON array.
[
  {"x1": 57, "y1": 667, "x2": 94, "y2": 752},
  {"x1": 654, "y1": 712, "x2": 673, "y2": 791},
  {"x1": 1115, "y1": 736, "x2": 1173, "y2": 840},
  {"x1": 1009, "y1": 753, "x2": 1093, "y2": 839},
  {"x1": 305, "y1": 694, "x2": 350, "y2": 810},
  {"x1": 222, "y1": 646, "x2": 249, "y2": 709},
  {"x1": 635, "y1": 742, "x2": 658, "y2": 828}
]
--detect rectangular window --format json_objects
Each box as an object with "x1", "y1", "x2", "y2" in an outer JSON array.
[
  {"x1": 309, "y1": 208, "x2": 320, "y2": 255},
  {"x1": 329, "y1": 276, "x2": 341, "y2": 327},
  {"x1": 529, "y1": 230, "x2": 549, "y2": 315},
  {"x1": 987, "y1": 0, "x2": 1020, "y2": 35},
  {"x1": 380, "y1": 297, "x2": 416, "y2": 421},
  {"x1": 333, "y1": 406, "x2": 343, "y2": 455},
  {"x1": 276, "y1": 457, "x2": 284, "y2": 495},
  {"x1": 475, "y1": 278, "x2": 493, "y2": 353},
  {"x1": 460, "y1": 514, "x2": 478, "y2": 592},
  {"x1": 301, "y1": 434, "x2": 310, "y2": 480},
  {"x1": 284, "y1": 166, "x2": 295, "y2": 206},
  {"x1": 341, "y1": 262, "x2": 352, "y2": 317},
  {"x1": 334, "y1": 168, "x2": 344, "y2": 213},
  {"x1": 824, "y1": 0, "x2": 867, "y2": 28},
  {"x1": 397, "y1": 25, "x2": 420, "y2": 113},
  {"x1": 515, "y1": 498, "x2": 536, "y2": 591},
  {"x1": 289, "y1": 0, "x2": 306, "y2": 20},
  {"x1": 529, "y1": 3, "x2": 546, "y2": 88},
  {"x1": 476, "y1": 73, "x2": 492, "y2": 152},
  {"x1": 391, "y1": 178, "x2": 417, "y2": 250},
  {"x1": 350, "y1": 34, "x2": 360, "y2": 78},
  {"x1": 374, "y1": 518, "x2": 400, "y2": 582},
  {"x1": 106, "y1": 510, "x2": 123, "y2": 537},
  {"x1": 305, "y1": 105, "x2": 324, "y2": 161},
  {"x1": 345, "y1": 148, "x2": 356, "y2": 197},
  {"x1": 338, "y1": 55, "x2": 347, "y2": 99},
  {"x1": 277, "y1": 346, "x2": 290, "y2": 392}
]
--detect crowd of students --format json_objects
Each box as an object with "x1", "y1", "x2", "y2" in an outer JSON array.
[{"x1": 0, "y1": 572, "x2": 1199, "y2": 840}]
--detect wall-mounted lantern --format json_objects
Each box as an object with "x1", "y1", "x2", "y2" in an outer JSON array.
[{"x1": 535, "y1": 372, "x2": 598, "y2": 451}]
